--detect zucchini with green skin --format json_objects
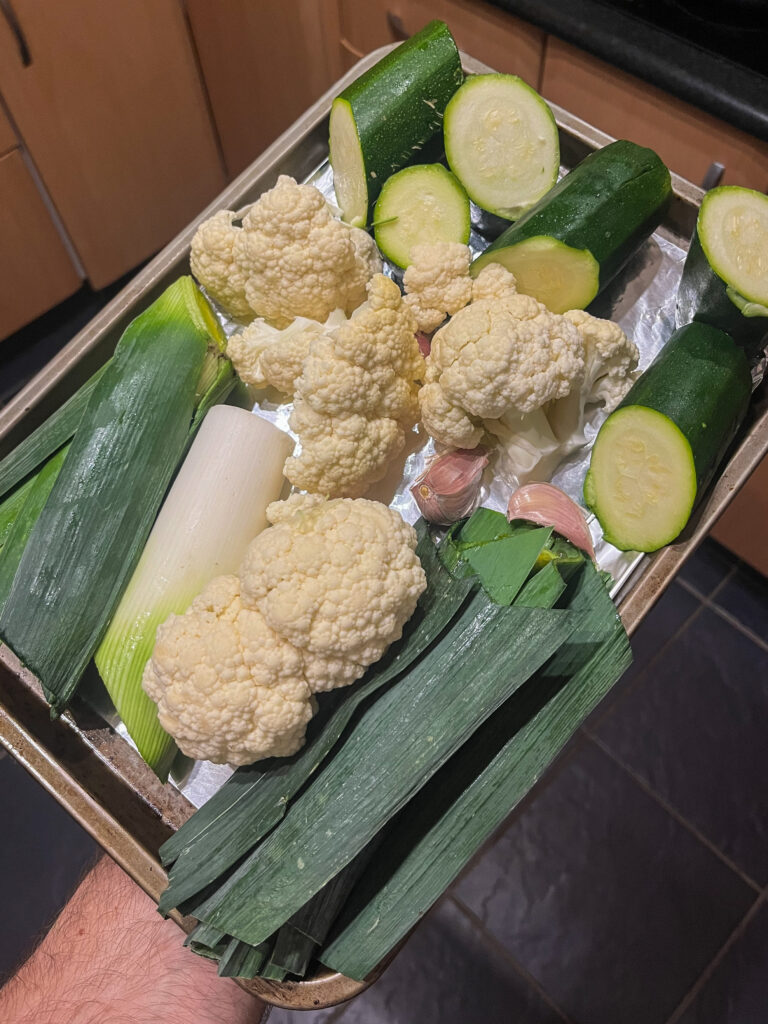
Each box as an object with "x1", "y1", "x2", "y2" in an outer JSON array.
[
  {"x1": 444, "y1": 73, "x2": 559, "y2": 219},
  {"x1": 677, "y1": 186, "x2": 768, "y2": 354},
  {"x1": 584, "y1": 322, "x2": 752, "y2": 552},
  {"x1": 471, "y1": 140, "x2": 672, "y2": 313},
  {"x1": 329, "y1": 20, "x2": 463, "y2": 227},
  {"x1": 373, "y1": 163, "x2": 470, "y2": 268}
]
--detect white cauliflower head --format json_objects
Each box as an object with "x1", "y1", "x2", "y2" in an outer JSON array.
[
  {"x1": 143, "y1": 497, "x2": 426, "y2": 765},
  {"x1": 190, "y1": 176, "x2": 382, "y2": 326},
  {"x1": 403, "y1": 242, "x2": 474, "y2": 333},
  {"x1": 142, "y1": 575, "x2": 314, "y2": 765},
  {"x1": 286, "y1": 274, "x2": 425, "y2": 497},
  {"x1": 227, "y1": 309, "x2": 346, "y2": 393},
  {"x1": 563, "y1": 308, "x2": 639, "y2": 411}
]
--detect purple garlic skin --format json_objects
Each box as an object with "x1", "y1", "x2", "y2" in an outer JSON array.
[
  {"x1": 507, "y1": 482, "x2": 595, "y2": 559},
  {"x1": 411, "y1": 447, "x2": 488, "y2": 526}
]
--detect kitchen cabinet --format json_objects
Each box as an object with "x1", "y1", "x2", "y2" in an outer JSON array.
[
  {"x1": 711, "y1": 456, "x2": 768, "y2": 576},
  {"x1": 540, "y1": 38, "x2": 768, "y2": 192},
  {"x1": 339, "y1": 0, "x2": 544, "y2": 87},
  {"x1": 186, "y1": 0, "x2": 345, "y2": 178},
  {"x1": 0, "y1": 0, "x2": 226, "y2": 291},
  {"x1": 0, "y1": 149, "x2": 81, "y2": 338},
  {"x1": 0, "y1": 103, "x2": 16, "y2": 156}
]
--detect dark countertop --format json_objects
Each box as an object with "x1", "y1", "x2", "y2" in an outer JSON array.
[{"x1": 487, "y1": 0, "x2": 768, "y2": 144}]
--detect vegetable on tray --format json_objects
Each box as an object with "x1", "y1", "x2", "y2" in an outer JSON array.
[
  {"x1": 444, "y1": 73, "x2": 559, "y2": 219},
  {"x1": 94, "y1": 406, "x2": 293, "y2": 779},
  {"x1": 0, "y1": 277, "x2": 234, "y2": 714},
  {"x1": 158, "y1": 510, "x2": 631, "y2": 982},
  {"x1": 677, "y1": 185, "x2": 768, "y2": 354},
  {"x1": 373, "y1": 163, "x2": 470, "y2": 269},
  {"x1": 471, "y1": 140, "x2": 673, "y2": 313},
  {"x1": 329, "y1": 20, "x2": 463, "y2": 227},
  {"x1": 584, "y1": 322, "x2": 752, "y2": 552}
]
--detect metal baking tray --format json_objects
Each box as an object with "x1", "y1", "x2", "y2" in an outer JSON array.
[{"x1": 1, "y1": 47, "x2": 766, "y2": 1011}]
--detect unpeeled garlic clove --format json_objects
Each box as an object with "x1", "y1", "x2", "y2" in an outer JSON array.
[
  {"x1": 416, "y1": 331, "x2": 432, "y2": 357},
  {"x1": 411, "y1": 447, "x2": 488, "y2": 525},
  {"x1": 507, "y1": 482, "x2": 595, "y2": 559}
]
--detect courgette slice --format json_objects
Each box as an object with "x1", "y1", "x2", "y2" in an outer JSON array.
[
  {"x1": 373, "y1": 164, "x2": 470, "y2": 268},
  {"x1": 444, "y1": 73, "x2": 559, "y2": 219},
  {"x1": 676, "y1": 186, "x2": 768, "y2": 354},
  {"x1": 329, "y1": 21, "x2": 463, "y2": 227},
  {"x1": 472, "y1": 140, "x2": 672, "y2": 312},
  {"x1": 584, "y1": 322, "x2": 752, "y2": 552}
]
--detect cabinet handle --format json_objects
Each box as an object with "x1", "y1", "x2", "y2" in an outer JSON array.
[
  {"x1": 701, "y1": 161, "x2": 725, "y2": 190},
  {"x1": 0, "y1": 0, "x2": 31, "y2": 66},
  {"x1": 387, "y1": 11, "x2": 410, "y2": 40}
]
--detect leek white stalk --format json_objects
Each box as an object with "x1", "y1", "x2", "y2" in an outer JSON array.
[{"x1": 95, "y1": 405, "x2": 293, "y2": 779}]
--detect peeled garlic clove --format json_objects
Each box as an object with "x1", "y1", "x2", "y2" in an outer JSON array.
[
  {"x1": 411, "y1": 447, "x2": 488, "y2": 526},
  {"x1": 507, "y1": 482, "x2": 595, "y2": 559}
]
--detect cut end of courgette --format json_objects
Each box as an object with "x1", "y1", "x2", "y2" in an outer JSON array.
[
  {"x1": 329, "y1": 98, "x2": 368, "y2": 228},
  {"x1": 585, "y1": 405, "x2": 697, "y2": 552},
  {"x1": 471, "y1": 235, "x2": 600, "y2": 313},
  {"x1": 373, "y1": 164, "x2": 470, "y2": 268},
  {"x1": 699, "y1": 186, "x2": 768, "y2": 307},
  {"x1": 444, "y1": 74, "x2": 559, "y2": 219}
]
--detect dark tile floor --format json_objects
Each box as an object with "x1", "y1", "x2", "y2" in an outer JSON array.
[{"x1": 2, "y1": 296, "x2": 768, "y2": 1023}]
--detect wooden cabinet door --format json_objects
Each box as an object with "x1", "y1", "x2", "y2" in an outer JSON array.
[
  {"x1": 541, "y1": 38, "x2": 768, "y2": 192},
  {"x1": 711, "y1": 456, "x2": 768, "y2": 576},
  {"x1": 0, "y1": 149, "x2": 81, "y2": 340},
  {"x1": 339, "y1": 0, "x2": 544, "y2": 87},
  {"x1": 0, "y1": 1, "x2": 227, "y2": 289},
  {"x1": 186, "y1": 0, "x2": 344, "y2": 178},
  {"x1": 0, "y1": 103, "x2": 16, "y2": 157}
]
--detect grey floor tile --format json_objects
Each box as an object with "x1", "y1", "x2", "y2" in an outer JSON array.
[
  {"x1": 453, "y1": 740, "x2": 755, "y2": 1024},
  {"x1": 583, "y1": 581, "x2": 700, "y2": 729},
  {"x1": 675, "y1": 901, "x2": 768, "y2": 1024},
  {"x1": 678, "y1": 539, "x2": 737, "y2": 598},
  {"x1": 337, "y1": 899, "x2": 566, "y2": 1024},
  {"x1": 713, "y1": 564, "x2": 768, "y2": 644},
  {"x1": 595, "y1": 607, "x2": 768, "y2": 885},
  {"x1": 0, "y1": 754, "x2": 99, "y2": 982}
]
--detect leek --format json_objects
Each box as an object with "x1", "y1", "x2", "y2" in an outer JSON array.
[
  {"x1": 191, "y1": 596, "x2": 574, "y2": 944},
  {"x1": 0, "y1": 277, "x2": 233, "y2": 714},
  {"x1": 0, "y1": 474, "x2": 38, "y2": 552},
  {"x1": 158, "y1": 525, "x2": 474, "y2": 911},
  {"x1": 321, "y1": 561, "x2": 631, "y2": 979},
  {"x1": 95, "y1": 406, "x2": 292, "y2": 779}
]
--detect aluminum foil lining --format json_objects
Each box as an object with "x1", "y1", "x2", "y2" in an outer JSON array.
[{"x1": 163, "y1": 159, "x2": 689, "y2": 805}]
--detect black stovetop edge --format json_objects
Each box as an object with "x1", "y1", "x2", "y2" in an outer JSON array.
[{"x1": 487, "y1": 0, "x2": 768, "y2": 144}]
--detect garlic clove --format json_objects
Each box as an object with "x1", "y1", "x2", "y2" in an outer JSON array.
[
  {"x1": 507, "y1": 482, "x2": 595, "y2": 558},
  {"x1": 416, "y1": 331, "x2": 432, "y2": 357},
  {"x1": 411, "y1": 447, "x2": 488, "y2": 525}
]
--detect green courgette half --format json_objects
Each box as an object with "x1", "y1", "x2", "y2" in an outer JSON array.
[
  {"x1": 472, "y1": 139, "x2": 672, "y2": 313},
  {"x1": 584, "y1": 322, "x2": 752, "y2": 552},
  {"x1": 676, "y1": 185, "x2": 768, "y2": 354},
  {"x1": 373, "y1": 163, "x2": 470, "y2": 268},
  {"x1": 329, "y1": 20, "x2": 463, "y2": 227},
  {"x1": 443, "y1": 73, "x2": 560, "y2": 220}
]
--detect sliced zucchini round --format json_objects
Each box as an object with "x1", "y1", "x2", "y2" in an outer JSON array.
[
  {"x1": 698, "y1": 185, "x2": 768, "y2": 306},
  {"x1": 472, "y1": 235, "x2": 599, "y2": 313},
  {"x1": 373, "y1": 164, "x2": 471, "y2": 268},
  {"x1": 584, "y1": 405, "x2": 697, "y2": 552},
  {"x1": 444, "y1": 74, "x2": 559, "y2": 220}
]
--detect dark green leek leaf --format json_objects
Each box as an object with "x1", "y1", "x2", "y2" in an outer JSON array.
[
  {"x1": 321, "y1": 562, "x2": 631, "y2": 979},
  {"x1": 465, "y1": 527, "x2": 552, "y2": 604},
  {"x1": 158, "y1": 526, "x2": 473, "y2": 910},
  {"x1": 192, "y1": 597, "x2": 576, "y2": 945},
  {"x1": 514, "y1": 560, "x2": 566, "y2": 608},
  {"x1": 0, "y1": 474, "x2": 38, "y2": 553},
  {"x1": 217, "y1": 937, "x2": 272, "y2": 978}
]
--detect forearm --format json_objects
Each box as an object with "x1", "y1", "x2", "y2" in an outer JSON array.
[{"x1": 0, "y1": 856, "x2": 264, "y2": 1024}]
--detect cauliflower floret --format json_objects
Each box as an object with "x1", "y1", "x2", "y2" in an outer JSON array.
[
  {"x1": 227, "y1": 309, "x2": 346, "y2": 393},
  {"x1": 419, "y1": 381, "x2": 483, "y2": 450},
  {"x1": 403, "y1": 242, "x2": 474, "y2": 333},
  {"x1": 240, "y1": 497, "x2": 426, "y2": 671},
  {"x1": 285, "y1": 274, "x2": 425, "y2": 497},
  {"x1": 429, "y1": 292, "x2": 584, "y2": 423},
  {"x1": 189, "y1": 211, "x2": 252, "y2": 320},
  {"x1": 143, "y1": 498, "x2": 426, "y2": 765},
  {"x1": 563, "y1": 308, "x2": 640, "y2": 411},
  {"x1": 470, "y1": 262, "x2": 518, "y2": 302},
  {"x1": 190, "y1": 176, "x2": 382, "y2": 325},
  {"x1": 142, "y1": 575, "x2": 314, "y2": 765}
]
